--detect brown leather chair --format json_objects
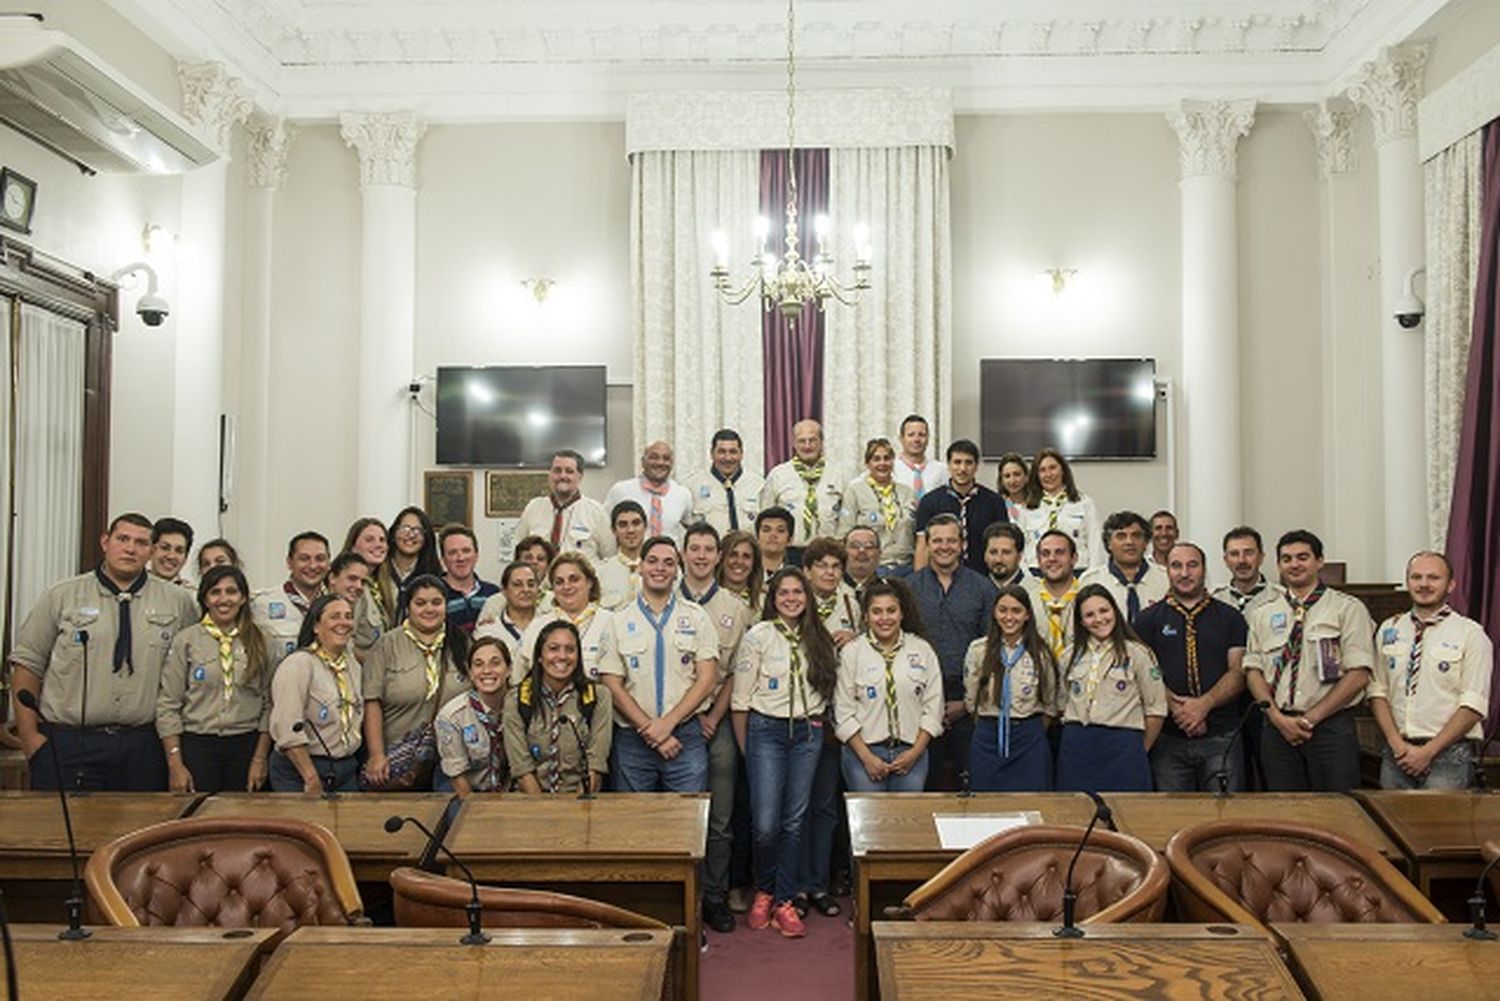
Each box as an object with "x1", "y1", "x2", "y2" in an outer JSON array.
[
  {"x1": 1482, "y1": 840, "x2": 1500, "y2": 901},
  {"x1": 1166, "y1": 819, "x2": 1445, "y2": 934},
  {"x1": 389, "y1": 866, "x2": 669, "y2": 929},
  {"x1": 84, "y1": 816, "x2": 364, "y2": 930},
  {"x1": 895, "y1": 825, "x2": 1169, "y2": 923}
]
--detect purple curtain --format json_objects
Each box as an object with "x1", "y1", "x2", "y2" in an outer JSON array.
[
  {"x1": 1446, "y1": 120, "x2": 1500, "y2": 743},
  {"x1": 761, "y1": 148, "x2": 829, "y2": 471}
]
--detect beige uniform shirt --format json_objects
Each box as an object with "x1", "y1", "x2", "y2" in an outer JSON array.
[
  {"x1": 963, "y1": 637, "x2": 1055, "y2": 719},
  {"x1": 597, "y1": 596, "x2": 720, "y2": 720},
  {"x1": 834, "y1": 633, "x2": 944, "y2": 745},
  {"x1": 1058, "y1": 638, "x2": 1167, "y2": 729},
  {"x1": 684, "y1": 468, "x2": 763, "y2": 536},
  {"x1": 814, "y1": 583, "x2": 862, "y2": 639},
  {"x1": 511, "y1": 606, "x2": 614, "y2": 685},
  {"x1": 156, "y1": 622, "x2": 273, "y2": 738},
  {"x1": 434, "y1": 691, "x2": 509, "y2": 790},
  {"x1": 251, "y1": 584, "x2": 319, "y2": 665},
  {"x1": 595, "y1": 554, "x2": 640, "y2": 611},
  {"x1": 838, "y1": 478, "x2": 917, "y2": 566},
  {"x1": 1370, "y1": 610, "x2": 1492, "y2": 740},
  {"x1": 1244, "y1": 587, "x2": 1375, "y2": 713},
  {"x1": 516, "y1": 495, "x2": 615, "y2": 562},
  {"x1": 1018, "y1": 495, "x2": 1105, "y2": 570},
  {"x1": 352, "y1": 586, "x2": 390, "y2": 658},
  {"x1": 1078, "y1": 563, "x2": 1169, "y2": 617},
  {"x1": 502, "y1": 680, "x2": 614, "y2": 794},
  {"x1": 1027, "y1": 578, "x2": 1081, "y2": 661},
  {"x1": 11, "y1": 572, "x2": 198, "y2": 727},
  {"x1": 473, "y1": 600, "x2": 531, "y2": 661},
  {"x1": 361, "y1": 629, "x2": 472, "y2": 744},
  {"x1": 760, "y1": 461, "x2": 845, "y2": 547},
  {"x1": 732, "y1": 620, "x2": 829, "y2": 719},
  {"x1": 682, "y1": 583, "x2": 753, "y2": 699},
  {"x1": 269, "y1": 648, "x2": 364, "y2": 758}
]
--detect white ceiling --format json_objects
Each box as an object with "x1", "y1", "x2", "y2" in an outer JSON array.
[{"x1": 104, "y1": 0, "x2": 1456, "y2": 120}]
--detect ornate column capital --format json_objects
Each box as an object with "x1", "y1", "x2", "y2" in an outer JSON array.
[
  {"x1": 1304, "y1": 98, "x2": 1357, "y2": 180},
  {"x1": 177, "y1": 61, "x2": 253, "y2": 154},
  {"x1": 339, "y1": 112, "x2": 426, "y2": 188},
  {"x1": 1167, "y1": 99, "x2": 1256, "y2": 181},
  {"x1": 1347, "y1": 44, "x2": 1428, "y2": 146},
  {"x1": 246, "y1": 115, "x2": 295, "y2": 189}
]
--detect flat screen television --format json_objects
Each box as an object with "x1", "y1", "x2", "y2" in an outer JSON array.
[
  {"x1": 435, "y1": 365, "x2": 607, "y2": 467},
  {"x1": 979, "y1": 357, "x2": 1156, "y2": 460}
]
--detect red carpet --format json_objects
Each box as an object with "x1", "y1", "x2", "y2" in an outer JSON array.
[{"x1": 700, "y1": 897, "x2": 854, "y2": 1001}]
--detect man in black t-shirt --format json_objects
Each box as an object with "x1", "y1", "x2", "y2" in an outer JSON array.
[
  {"x1": 1135, "y1": 542, "x2": 1250, "y2": 792},
  {"x1": 912, "y1": 439, "x2": 1008, "y2": 574}
]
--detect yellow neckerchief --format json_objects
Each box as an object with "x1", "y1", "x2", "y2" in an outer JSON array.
[
  {"x1": 867, "y1": 476, "x2": 900, "y2": 531},
  {"x1": 201, "y1": 615, "x2": 239, "y2": 703},
  {"x1": 1043, "y1": 579, "x2": 1080, "y2": 660},
  {"x1": 1082, "y1": 637, "x2": 1113, "y2": 722},
  {"x1": 365, "y1": 578, "x2": 392, "y2": 629},
  {"x1": 1041, "y1": 491, "x2": 1067, "y2": 530},
  {"x1": 771, "y1": 618, "x2": 810, "y2": 731},
  {"x1": 311, "y1": 642, "x2": 355, "y2": 742},
  {"x1": 402, "y1": 620, "x2": 446, "y2": 700},
  {"x1": 872, "y1": 632, "x2": 903, "y2": 739},
  {"x1": 563, "y1": 602, "x2": 598, "y2": 635},
  {"x1": 815, "y1": 590, "x2": 838, "y2": 624},
  {"x1": 792, "y1": 455, "x2": 826, "y2": 538}
]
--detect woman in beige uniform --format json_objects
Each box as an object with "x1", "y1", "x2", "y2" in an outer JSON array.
[
  {"x1": 716, "y1": 530, "x2": 764, "y2": 611},
  {"x1": 342, "y1": 517, "x2": 396, "y2": 656},
  {"x1": 268, "y1": 594, "x2": 363, "y2": 793},
  {"x1": 157, "y1": 565, "x2": 274, "y2": 793},
  {"x1": 360, "y1": 574, "x2": 471, "y2": 790},
  {"x1": 434, "y1": 636, "x2": 512, "y2": 795},
  {"x1": 838, "y1": 438, "x2": 917, "y2": 574},
  {"x1": 504, "y1": 620, "x2": 613, "y2": 794}
]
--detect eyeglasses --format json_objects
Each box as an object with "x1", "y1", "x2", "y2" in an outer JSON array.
[{"x1": 395, "y1": 525, "x2": 424, "y2": 537}]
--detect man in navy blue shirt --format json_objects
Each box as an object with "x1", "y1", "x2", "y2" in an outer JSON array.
[
  {"x1": 439, "y1": 525, "x2": 500, "y2": 633},
  {"x1": 913, "y1": 439, "x2": 1009, "y2": 574},
  {"x1": 909, "y1": 514, "x2": 1000, "y2": 790},
  {"x1": 1134, "y1": 542, "x2": 1250, "y2": 792}
]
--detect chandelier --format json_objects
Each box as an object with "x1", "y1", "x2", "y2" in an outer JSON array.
[{"x1": 710, "y1": 0, "x2": 872, "y2": 326}]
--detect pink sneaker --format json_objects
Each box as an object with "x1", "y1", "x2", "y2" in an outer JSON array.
[
  {"x1": 747, "y1": 891, "x2": 774, "y2": 930},
  {"x1": 772, "y1": 901, "x2": 806, "y2": 938}
]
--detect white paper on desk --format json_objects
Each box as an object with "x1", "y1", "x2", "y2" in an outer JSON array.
[{"x1": 933, "y1": 812, "x2": 1042, "y2": 850}]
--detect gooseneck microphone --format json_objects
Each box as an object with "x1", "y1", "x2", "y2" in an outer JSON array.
[
  {"x1": 291, "y1": 721, "x2": 339, "y2": 798},
  {"x1": 562, "y1": 716, "x2": 594, "y2": 800},
  {"x1": 1054, "y1": 790, "x2": 1114, "y2": 940},
  {"x1": 1215, "y1": 700, "x2": 1270, "y2": 798},
  {"x1": 75, "y1": 630, "x2": 90, "y2": 794},
  {"x1": 1, "y1": 885, "x2": 19, "y2": 1001},
  {"x1": 385, "y1": 815, "x2": 491, "y2": 945},
  {"x1": 1464, "y1": 854, "x2": 1500, "y2": 940},
  {"x1": 16, "y1": 689, "x2": 90, "y2": 941}
]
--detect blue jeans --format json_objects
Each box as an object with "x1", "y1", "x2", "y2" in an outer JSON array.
[
  {"x1": 610, "y1": 719, "x2": 709, "y2": 793},
  {"x1": 799, "y1": 733, "x2": 842, "y2": 894},
  {"x1": 745, "y1": 712, "x2": 822, "y2": 903},
  {"x1": 1380, "y1": 740, "x2": 1474, "y2": 790},
  {"x1": 841, "y1": 741, "x2": 929, "y2": 792},
  {"x1": 1149, "y1": 731, "x2": 1243, "y2": 793},
  {"x1": 268, "y1": 750, "x2": 359, "y2": 792}
]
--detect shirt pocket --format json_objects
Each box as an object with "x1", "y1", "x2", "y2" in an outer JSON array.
[
  {"x1": 57, "y1": 608, "x2": 100, "y2": 660},
  {"x1": 616, "y1": 632, "x2": 650, "y2": 673},
  {"x1": 145, "y1": 610, "x2": 179, "y2": 649}
]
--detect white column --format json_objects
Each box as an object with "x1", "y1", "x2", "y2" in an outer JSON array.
[
  {"x1": 1349, "y1": 45, "x2": 1429, "y2": 580},
  {"x1": 1306, "y1": 99, "x2": 1380, "y2": 576},
  {"x1": 1167, "y1": 100, "x2": 1255, "y2": 548},
  {"x1": 175, "y1": 62, "x2": 251, "y2": 542},
  {"x1": 340, "y1": 112, "x2": 426, "y2": 516},
  {"x1": 237, "y1": 115, "x2": 294, "y2": 582}
]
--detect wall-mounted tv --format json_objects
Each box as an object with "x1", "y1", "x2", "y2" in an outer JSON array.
[
  {"x1": 435, "y1": 365, "x2": 607, "y2": 467},
  {"x1": 980, "y1": 357, "x2": 1157, "y2": 461}
]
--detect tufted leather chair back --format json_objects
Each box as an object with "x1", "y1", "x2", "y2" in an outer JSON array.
[
  {"x1": 390, "y1": 866, "x2": 668, "y2": 930},
  {"x1": 1484, "y1": 841, "x2": 1500, "y2": 902},
  {"x1": 84, "y1": 816, "x2": 364, "y2": 930},
  {"x1": 899, "y1": 826, "x2": 1169, "y2": 923},
  {"x1": 1166, "y1": 819, "x2": 1445, "y2": 931}
]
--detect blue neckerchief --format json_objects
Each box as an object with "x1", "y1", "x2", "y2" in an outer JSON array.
[
  {"x1": 998, "y1": 642, "x2": 1027, "y2": 758},
  {"x1": 636, "y1": 594, "x2": 677, "y2": 717},
  {"x1": 680, "y1": 581, "x2": 720, "y2": 606},
  {"x1": 710, "y1": 466, "x2": 742, "y2": 530},
  {"x1": 1108, "y1": 559, "x2": 1149, "y2": 621}
]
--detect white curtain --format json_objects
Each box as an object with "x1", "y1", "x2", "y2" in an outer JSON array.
[
  {"x1": 822, "y1": 145, "x2": 953, "y2": 468},
  {"x1": 631, "y1": 149, "x2": 766, "y2": 473},
  {"x1": 11, "y1": 304, "x2": 85, "y2": 628},
  {"x1": 1423, "y1": 131, "x2": 1485, "y2": 550},
  {"x1": 0, "y1": 298, "x2": 10, "y2": 644}
]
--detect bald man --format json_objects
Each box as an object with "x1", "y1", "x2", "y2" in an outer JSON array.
[
  {"x1": 605, "y1": 440, "x2": 694, "y2": 545},
  {"x1": 760, "y1": 419, "x2": 844, "y2": 562}
]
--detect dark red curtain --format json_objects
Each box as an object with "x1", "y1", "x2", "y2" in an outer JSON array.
[
  {"x1": 761, "y1": 148, "x2": 828, "y2": 471},
  {"x1": 1446, "y1": 120, "x2": 1500, "y2": 743}
]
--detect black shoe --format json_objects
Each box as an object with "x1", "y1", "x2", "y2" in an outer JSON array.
[
  {"x1": 809, "y1": 892, "x2": 841, "y2": 917},
  {"x1": 791, "y1": 892, "x2": 809, "y2": 918},
  {"x1": 829, "y1": 872, "x2": 853, "y2": 897},
  {"x1": 703, "y1": 899, "x2": 736, "y2": 934}
]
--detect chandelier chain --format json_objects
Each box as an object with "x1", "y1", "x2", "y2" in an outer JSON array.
[{"x1": 785, "y1": 0, "x2": 797, "y2": 211}]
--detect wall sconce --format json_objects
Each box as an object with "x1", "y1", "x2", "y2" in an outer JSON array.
[
  {"x1": 520, "y1": 277, "x2": 555, "y2": 304},
  {"x1": 1042, "y1": 268, "x2": 1079, "y2": 295},
  {"x1": 142, "y1": 223, "x2": 175, "y2": 255}
]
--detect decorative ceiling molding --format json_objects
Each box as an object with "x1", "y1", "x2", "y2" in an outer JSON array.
[{"x1": 104, "y1": 0, "x2": 1459, "y2": 120}]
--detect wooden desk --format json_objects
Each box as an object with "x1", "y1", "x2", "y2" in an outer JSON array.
[
  {"x1": 847, "y1": 792, "x2": 1096, "y2": 1001},
  {"x1": 446, "y1": 793, "x2": 707, "y2": 1001},
  {"x1": 244, "y1": 926, "x2": 671, "y2": 1001},
  {"x1": 1276, "y1": 924, "x2": 1500, "y2": 1000},
  {"x1": 193, "y1": 792, "x2": 454, "y2": 881},
  {"x1": 0, "y1": 791, "x2": 200, "y2": 878},
  {"x1": 874, "y1": 922, "x2": 1305, "y2": 1000},
  {"x1": 0, "y1": 924, "x2": 277, "y2": 1000},
  {"x1": 1352, "y1": 790, "x2": 1500, "y2": 897},
  {"x1": 1102, "y1": 793, "x2": 1402, "y2": 861}
]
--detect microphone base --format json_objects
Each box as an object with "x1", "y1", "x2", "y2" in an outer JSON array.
[
  {"x1": 57, "y1": 926, "x2": 91, "y2": 941},
  {"x1": 956, "y1": 789, "x2": 974, "y2": 799},
  {"x1": 577, "y1": 791, "x2": 596, "y2": 801},
  {"x1": 1051, "y1": 926, "x2": 1085, "y2": 939},
  {"x1": 1463, "y1": 927, "x2": 1497, "y2": 941},
  {"x1": 459, "y1": 931, "x2": 493, "y2": 946}
]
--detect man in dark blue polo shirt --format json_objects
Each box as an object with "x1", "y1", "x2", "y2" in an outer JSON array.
[
  {"x1": 439, "y1": 525, "x2": 500, "y2": 633},
  {"x1": 909, "y1": 513, "x2": 1000, "y2": 790},
  {"x1": 1135, "y1": 541, "x2": 1250, "y2": 792},
  {"x1": 913, "y1": 439, "x2": 1009, "y2": 574}
]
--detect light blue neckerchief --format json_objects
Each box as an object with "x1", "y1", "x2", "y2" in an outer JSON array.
[
  {"x1": 636, "y1": 594, "x2": 677, "y2": 717},
  {"x1": 998, "y1": 642, "x2": 1027, "y2": 758}
]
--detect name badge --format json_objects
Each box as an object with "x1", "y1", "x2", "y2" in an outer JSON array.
[
  {"x1": 268, "y1": 601, "x2": 286, "y2": 620},
  {"x1": 699, "y1": 485, "x2": 711, "y2": 498},
  {"x1": 907, "y1": 653, "x2": 924, "y2": 668},
  {"x1": 463, "y1": 724, "x2": 480, "y2": 744},
  {"x1": 192, "y1": 665, "x2": 208, "y2": 682},
  {"x1": 1382, "y1": 626, "x2": 1399, "y2": 645},
  {"x1": 1270, "y1": 612, "x2": 1288, "y2": 632}
]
